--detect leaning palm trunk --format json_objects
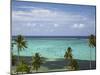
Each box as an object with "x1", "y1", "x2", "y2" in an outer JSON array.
[
  {"x1": 16, "y1": 47, "x2": 21, "y2": 74},
  {"x1": 18, "y1": 47, "x2": 20, "y2": 64}
]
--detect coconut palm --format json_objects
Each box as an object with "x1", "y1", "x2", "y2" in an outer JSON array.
[
  {"x1": 32, "y1": 53, "x2": 43, "y2": 72},
  {"x1": 89, "y1": 34, "x2": 96, "y2": 47},
  {"x1": 88, "y1": 34, "x2": 96, "y2": 69},
  {"x1": 64, "y1": 47, "x2": 79, "y2": 70},
  {"x1": 14, "y1": 35, "x2": 27, "y2": 62},
  {"x1": 64, "y1": 47, "x2": 73, "y2": 60},
  {"x1": 69, "y1": 59, "x2": 79, "y2": 70}
]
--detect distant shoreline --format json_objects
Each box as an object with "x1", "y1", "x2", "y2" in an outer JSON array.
[{"x1": 12, "y1": 36, "x2": 89, "y2": 39}]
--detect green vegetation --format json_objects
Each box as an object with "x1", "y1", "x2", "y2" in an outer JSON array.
[
  {"x1": 13, "y1": 35, "x2": 28, "y2": 74},
  {"x1": 64, "y1": 47, "x2": 73, "y2": 60},
  {"x1": 14, "y1": 35, "x2": 27, "y2": 62},
  {"x1": 64, "y1": 47, "x2": 79, "y2": 70},
  {"x1": 16, "y1": 60, "x2": 30, "y2": 74},
  {"x1": 11, "y1": 54, "x2": 16, "y2": 66},
  {"x1": 89, "y1": 34, "x2": 96, "y2": 47},
  {"x1": 11, "y1": 42, "x2": 16, "y2": 50},
  {"x1": 88, "y1": 34, "x2": 96, "y2": 69},
  {"x1": 32, "y1": 53, "x2": 43, "y2": 72},
  {"x1": 11, "y1": 34, "x2": 96, "y2": 73},
  {"x1": 69, "y1": 59, "x2": 79, "y2": 70}
]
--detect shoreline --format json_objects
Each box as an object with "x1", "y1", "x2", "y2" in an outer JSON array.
[
  {"x1": 13, "y1": 55, "x2": 96, "y2": 61},
  {"x1": 12, "y1": 56, "x2": 96, "y2": 71}
]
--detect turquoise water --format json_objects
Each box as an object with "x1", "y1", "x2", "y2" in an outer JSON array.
[{"x1": 12, "y1": 37, "x2": 96, "y2": 61}]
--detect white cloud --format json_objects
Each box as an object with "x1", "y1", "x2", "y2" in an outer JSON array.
[
  {"x1": 25, "y1": 23, "x2": 36, "y2": 27},
  {"x1": 32, "y1": 23, "x2": 36, "y2": 27},
  {"x1": 17, "y1": 6, "x2": 37, "y2": 9},
  {"x1": 79, "y1": 24, "x2": 84, "y2": 28},
  {"x1": 12, "y1": 7, "x2": 87, "y2": 23},
  {"x1": 72, "y1": 23, "x2": 85, "y2": 28},
  {"x1": 73, "y1": 24, "x2": 78, "y2": 28},
  {"x1": 31, "y1": 9, "x2": 52, "y2": 16},
  {"x1": 12, "y1": 3, "x2": 95, "y2": 36},
  {"x1": 54, "y1": 24, "x2": 59, "y2": 27}
]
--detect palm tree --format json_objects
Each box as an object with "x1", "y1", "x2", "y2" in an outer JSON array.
[
  {"x1": 88, "y1": 34, "x2": 96, "y2": 69},
  {"x1": 14, "y1": 35, "x2": 27, "y2": 62},
  {"x1": 89, "y1": 34, "x2": 96, "y2": 47},
  {"x1": 64, "y1": 47, "x2": 73, "y2": 60},
  {"x1": 32, "y1": 53, "x2": 43, "y2": 72},
  {"x1": 69, "y1": 59, "x2": 79, "y2": 70},
  {"x1": 64, "y1": 47, "x2": 79, "y2": 70}
]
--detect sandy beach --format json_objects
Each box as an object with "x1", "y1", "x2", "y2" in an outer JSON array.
[{"x1": 12, "y1": 56, "x2": 96, "y2": 74}]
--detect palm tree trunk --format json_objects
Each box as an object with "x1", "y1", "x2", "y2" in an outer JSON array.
[
  {"x1": 16, "y1": 47, "x2": 20, "y2": 75},
  {"x1": 36, "y1": 67, "x2": 38, "y2": 72},
  {"x1": 18, "y1": 47, "x2": 20, "y2": 63}
]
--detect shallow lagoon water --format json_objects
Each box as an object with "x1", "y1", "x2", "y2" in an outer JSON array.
[{"x1": 12, "y1": 37, "x2": 96, "y2": 61}]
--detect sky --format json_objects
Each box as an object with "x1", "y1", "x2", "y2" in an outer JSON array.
[{"x1": 12, "y1": 0, "x2": 96, "y2": 36}]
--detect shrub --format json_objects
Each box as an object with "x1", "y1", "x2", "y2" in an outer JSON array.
[{"x1": 16, "y1": 61, "x2": 30, "y2": 74}]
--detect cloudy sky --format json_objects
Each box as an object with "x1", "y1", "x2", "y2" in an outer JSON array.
[{"x1": 12, "y1": 0, "x2": 96, "y2": 36}]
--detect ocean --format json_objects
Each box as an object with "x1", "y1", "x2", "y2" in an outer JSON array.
[{"x1": 12, "y1": 36, "x2": 96, "y2": 61}]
